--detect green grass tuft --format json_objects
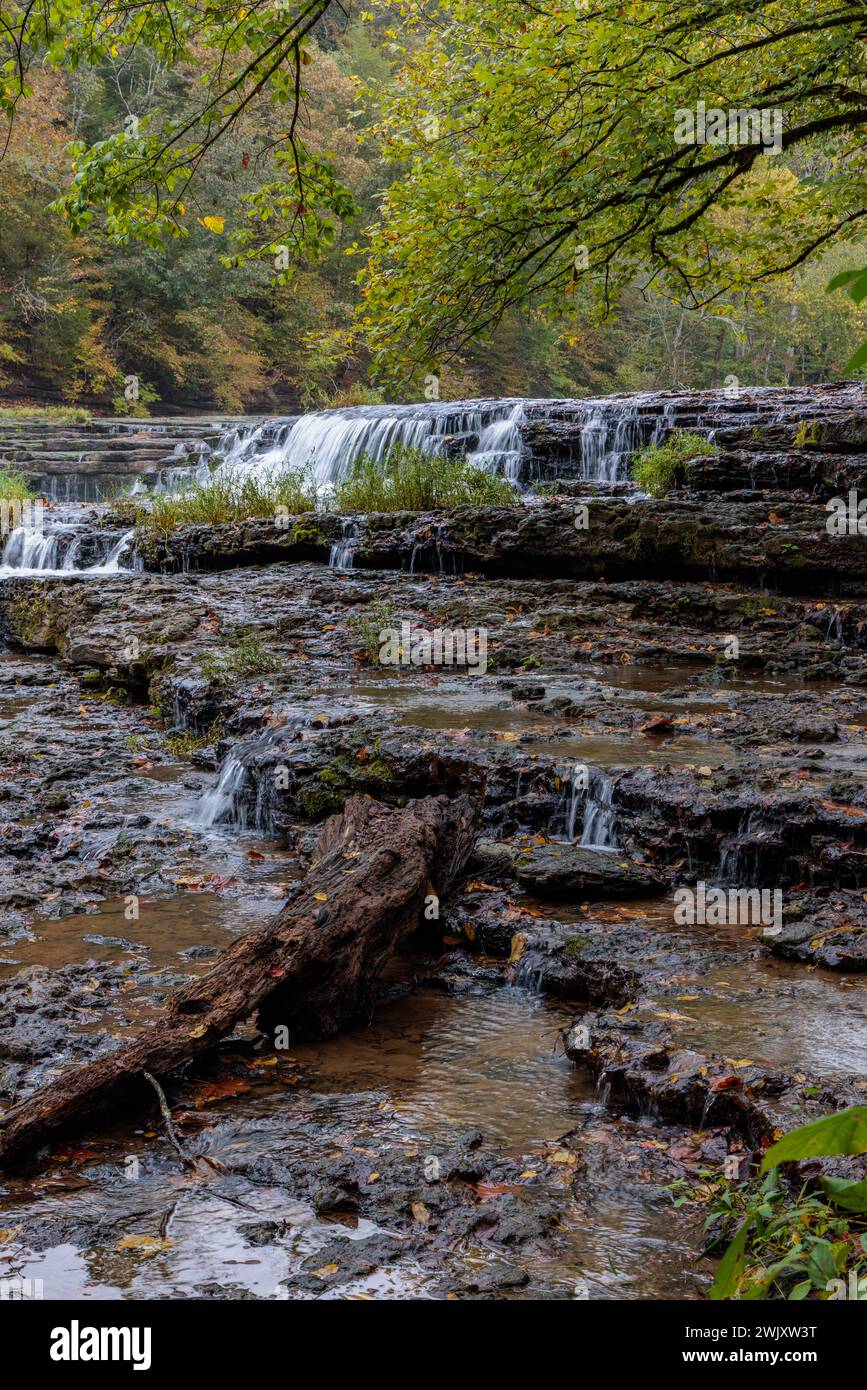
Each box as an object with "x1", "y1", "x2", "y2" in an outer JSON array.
[
  {"x1": 0, "y1": 467, "x2": 36, "y2": 502},
  {"x1": 0, "y1": 405, "x2": 92, "y2": 424},
  {"x1": 135, "y1": 468, "x2": 318, "y2": 536},
  {"x1": 333, "y1": 443, "x2": 518, "y2": 512}
]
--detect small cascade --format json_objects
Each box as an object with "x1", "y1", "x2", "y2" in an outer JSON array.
[
  {"x1": 470, "y1": 402, "x2": 525, "y2": 479},
  {"x1": 198, "y1": 733, "x2": 284, "y2": 831},
  {"x1": 565, "y1": 773, "x2": 584, "y2": 841},
  {"x1": 90, "y1": 530, "x2": 136, "y2": 574},
  {"x1": 580, "y1": 770, "x2": 618, "y2": 849},
  {"x1": 0, "y1": 524, "x2": 135, "y2": 576},
  {"x1": 1, "y1": 527, "x2": 60, "y2": 571},
  {"x1": 329, "y1": 518, "x2": 359, "y2": 571},
  {"x1": 556, "y1": 765, "x2": 618, "y2": 846},
  {"x1": 579, "y1": 400, "x2": 645, "y2": 482},
  {"x1": 716, "y1": 811, "x2": 777, "y2": 886},
  {"x1": 199, "y1": 749, "x2": 249, "y2": 828}
]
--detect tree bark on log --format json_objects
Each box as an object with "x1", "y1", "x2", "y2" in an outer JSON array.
[{"x1": 0, "y1": 793, "x2": 479, "y2": 1167}]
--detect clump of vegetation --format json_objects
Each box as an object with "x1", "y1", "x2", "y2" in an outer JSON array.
[
  {"x1": 680, "y1": 1105, "x2": 867, "y2": 1300},
  {"x1": 349, "y1": 599, "x2": 397, "y2": 661},
  {"x1": 135, "y1": 468, "x2": 318, "y2": 536},
  {"x1": 199, "y1": 631, "x2": 276, "y2": 685},
  {"x1": 631, "y1": 430, "x2": 719, "y2": 496},
  {"x1": 0, "y1": 406, "x2": 92, "y2": 425},
  {"x1": 326, "y1": 383, "x2": 386, "y2": 408},
  {"x1": 333, "y1": 443, "x2": 518, "y2": 512},
  {"x1": 165, "y1": 722, "x2": 223, "y2": 759},
  {"x1": 0, "y1": 466, "x2": 35, "y2": 502}
]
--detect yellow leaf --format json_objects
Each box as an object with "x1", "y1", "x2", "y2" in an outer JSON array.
[
  {"x1": 508, "y1": 932, "x2": 526, "y2": 965},
  {"x1": 313, "y1": 891, "x2": 328, "y2": 902},
  {"x1": 116, "y1": 1235, "x2": 172, "y2": 1255},
  {"x1": 189, "y1": 1024, "x2": 207, "y2": 1039},
  {"x1": 312, "y1": 1263, "x2": 339, "y2": 1279},
  {"x1": 201, "y1": 215, "x2": 225, "y2": 234}
]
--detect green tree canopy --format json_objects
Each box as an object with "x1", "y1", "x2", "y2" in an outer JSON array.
[{"x1": 358, "y1": 0, "x2": 867, "y2": 380}]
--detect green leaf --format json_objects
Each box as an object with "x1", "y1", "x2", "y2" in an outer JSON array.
[
  {"x1": 819, "y1": 1176, "x2": 867, "y2": 1213},
  {"x1": 709, "y1": 1214, "x2": 753, "y2": 1301},
  {"x1": 760, "y1": 1106, "x2": 867, "y2": 1173},
  {"x1": 827, "y1": 268, "x2": 865, "y2": 292},
  {"x1": 844, "y1": 341, "x2": 867, "y2": 374}
]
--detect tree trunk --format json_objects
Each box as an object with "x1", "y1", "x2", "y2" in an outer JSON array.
[{"x1": 0, "y1": 793, "x2": 479, "y2": 1167}]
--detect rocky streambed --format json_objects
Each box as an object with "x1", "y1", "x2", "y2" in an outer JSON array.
[{"x1": 1, "y1": 386, "x2": 866, "y2": 1301}]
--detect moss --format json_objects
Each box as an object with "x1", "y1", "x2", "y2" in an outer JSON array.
[
  {"x1": 165, "y1": 725, "x2": 222, "y2": 759},
  {"x1": 296, "y1": 782, "x2": 344, "y2": 819},
  {"x1": 563, "y1": 935, "x2": 590, "y2": 960},
  {"x1": 793, "y1": 420, "x2": 820, "y2": 448},
  {"x1": 290, "y1": 522, "x2": 325, "y2": 545},
  {"x1": 7, "y1": 588, "x2": 50, "y2": 644}
]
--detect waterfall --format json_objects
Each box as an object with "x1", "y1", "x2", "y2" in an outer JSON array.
[
  {"x1": 199, "y1": 750, "x2": 249, "y2": 827},
  {"x1": 186, "y1": 400, "x2": 531, "y2": 490},
  {"x1": 198, "y1": 733, "x2": 283, "y2": 830},
  {"x1": 558, "y1": 765, "x2": 618, "y2": 847},
  {"x1": 90, "y1": 530, "x2": 135, "y2": 574},
  {"x1": 329, "y1": 518, "x2": 359, "y2": 571},
  {"x1": 471, "y1": 402, "x2": 525, "y2": 479},
  {"x1": 580, "y1": 770, "x2": 618, "y2": 848},
  {"x1": 0, "y1": 525, "x2": 134, "y2": 576},
  {"x1": 1, "y1": 527, "x2": 61, "y2": 571}
]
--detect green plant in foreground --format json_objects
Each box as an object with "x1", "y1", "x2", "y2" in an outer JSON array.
[
  {"x1": 0, "y1": 467, "x2": 35, "y2": 503},
  {"x1": 708, "y1": 1106, "x2": 867, "y2": 1300},
  {"x1": 199, "y1": 631, "x2": 276, "y2": 685},
  {"x1": 349, "y1": 599, "x2": 397, "y2": 662},
  {"x1": 631, "y1": 429, "x2": 719, "y2": 496},
  {"x1": 333, "y1": 443, "x2": 518, "y2": 512}
]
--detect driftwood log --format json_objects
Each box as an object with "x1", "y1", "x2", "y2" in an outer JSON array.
[{"x1": 0, "y1": 792, "x2": 479, "y2": 1166}]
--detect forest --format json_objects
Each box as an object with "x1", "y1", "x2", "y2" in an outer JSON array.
[{"x1": 1, "y1": 2, "x2": 867, "y2": 411}]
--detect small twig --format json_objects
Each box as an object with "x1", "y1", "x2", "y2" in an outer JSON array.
[{"x1": 143, "y1": 1070, "x2": 192, "y2": 1168}]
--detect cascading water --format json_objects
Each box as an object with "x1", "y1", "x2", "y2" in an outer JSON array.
[
  {"x1": 471, "y1": 402, "x2": 526, "y2": 480},
  {"x1": 0, "y1": 524, "x2": 135, "y2": 576},
  {"x1": 199, "y1": 749, "x2": 249, "y2": 828},
  {"x1": 329, "y1": 518, "x2": 359, "y2": 571},
  {"x1": 204, "y1": 400, "x2": 531, "y2": 489},
  {"x1": 580, "y1": 770, "x2": 618, "y2": 849},
  {"x1": 1, "y1": 528, "x2": 61, "y2": 571},
  {"x1": 198, "y1": 732, "x2": 284, "y2": 831},
  {"x1": 558, "y1": 765, "x2": 619, "y2": 847}
]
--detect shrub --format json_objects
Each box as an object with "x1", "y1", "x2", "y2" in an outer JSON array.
[
  {"x1": 631, "y1": 429, "x2": 719, "y2": 496},
  {"x1": 199, "y1": 631, "x2": 276, "y2": 685}
]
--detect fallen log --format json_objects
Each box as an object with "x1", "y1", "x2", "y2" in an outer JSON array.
[{"x1": 0, "y1": 792, "x2": 479, "y2": 1167}]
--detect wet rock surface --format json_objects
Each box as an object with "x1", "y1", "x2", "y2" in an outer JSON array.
[{"x1": 1, "y1": 385, "x2": 866, "y2": 1298}]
